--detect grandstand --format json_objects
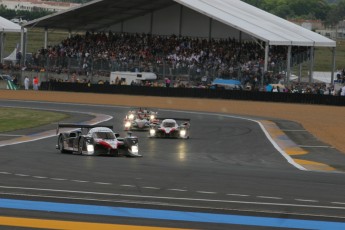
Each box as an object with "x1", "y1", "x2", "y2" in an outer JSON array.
[{"x1": 4, "y1": 0, "x2": 339, "y2": 89}]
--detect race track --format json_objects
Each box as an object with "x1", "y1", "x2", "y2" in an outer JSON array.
[{"x1": 1, "y1": 100, "x2": 345, "y2": 230}]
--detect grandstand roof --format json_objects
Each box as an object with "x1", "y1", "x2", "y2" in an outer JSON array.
[
  {"x1": 0, "y1": 16, "x2": 23, "y2": 33},
  {"x1": 23, "y1": 0, "x2": 335, "y2": 47}
]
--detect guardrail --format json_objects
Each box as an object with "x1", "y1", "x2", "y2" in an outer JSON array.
[{"x1": 40, "y1": 82, "x2": 345, "y2": 106}]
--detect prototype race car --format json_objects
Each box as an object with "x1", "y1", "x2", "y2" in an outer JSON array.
[
  {"x1": 123, "y1": 107, "x2": 158, "y2": 131},
  {"x1": 149, "y1": 118, "x2": 190, "y2": 139},
  {"x1": 56, "y1": 124, "x2": 141, "y2": 157}
]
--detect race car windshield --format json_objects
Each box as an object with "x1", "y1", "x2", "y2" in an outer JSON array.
[
  {"x1": 93, "y1": 132, "x2": 115, "y2": 139},
  {"x1": 163, "y1": 122, "x2": 176, "y2": 127}
]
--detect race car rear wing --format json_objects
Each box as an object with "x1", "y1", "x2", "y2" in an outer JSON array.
[
  {"x1": 56, "y1": 123, "x2": 114, "y2": 135},
  {"x1": 155, "y1": 118, "x2": 191, "y2": 122},
  {"x1": 153, "y1": 118, "x2": 191, "y2": 126}
]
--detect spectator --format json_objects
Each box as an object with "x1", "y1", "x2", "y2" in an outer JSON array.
[
  {"x1": 12, "y1": 75, "x2": 18, "y2": 87},
  {"x1": 24, "y1": 76, "x2": 30, "y2": 90},
  {"x1": 341, "y1": 84, "x2": 345, "y2": 96},
  {"x1": 33, "y1": 76, "x2": 39, "y2": 90},
  {"x1": 165, "y1": 77, "x2": 171, "y2": 88}
]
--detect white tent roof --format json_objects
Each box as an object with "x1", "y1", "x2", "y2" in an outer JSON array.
[
  {"x1": 23, "y1": 0, "x2": 335, "y2": 48},
  {"x1": 0, "y1": 16, "x2": 24, "y2": 33},
  {"x1": 175, "y1": 0, "x2": 336, "y2": 47},
  {"x1": 3, "y1": 48, "x2": 17, "y2": 62}
]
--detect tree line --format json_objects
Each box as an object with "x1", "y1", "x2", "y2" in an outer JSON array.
[
  {"x1": 0, "y1": 5, "x2": 52, "y2": 21},
  {"x1": 243, "y1": 0, "x2": 345, "y2": 26},
  {"x1": 0, "y1": 1, "x2": 90, "y2": 21}
]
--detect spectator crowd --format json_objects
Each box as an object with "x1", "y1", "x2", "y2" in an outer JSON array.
[
  {"x1": 2, "y1": 31, "x2": 345, "y2": 95},
  {"x1": 3, "y1": 32, "x2": 307, "y2": 81}
]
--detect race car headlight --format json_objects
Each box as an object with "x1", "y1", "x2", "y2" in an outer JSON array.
[
  {"x1": 128, "y1": 114, "x2": 134, "y2": 120},
  {"x1": 149, "y1": 129, "x2": 156, "y2": 136},
  {"x1": 87, "y1": 144, "x2": 94, "y2": 152},
  {"x1": 131, "y1": 145, "x2": 139, "y2": 153},
  {"x1": 150, "y1": 115, "x2": 155, "y2": 120},
  {"x1": 125, "y1": 121, "x2": 131, "y2": 128},
  {"x1": 179, "y1": 129, "x2": 187, "y2": 137}
]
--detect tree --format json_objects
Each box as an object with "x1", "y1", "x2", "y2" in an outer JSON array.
[
  {"x1": 325, "y1": 0, "x2": 345, "y2": 26},
  {"x1": 243, "y1": 0, "x2": 330, "y2": 20}
]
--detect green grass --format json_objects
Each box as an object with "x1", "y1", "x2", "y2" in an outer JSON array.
[
  {"x1": 0, "y1": 108, "x2": 69, "y2": 132},
  {"x1": 3, "y1": 28, "x2": 345, "y2": 71},
  {"x1": 314, "y1": 40, "x2": 345, "y2": 71},
  {"x1": 4, "y1": 28, "x2": 70, "y2": 54}
]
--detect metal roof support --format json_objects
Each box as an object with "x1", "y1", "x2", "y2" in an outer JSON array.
[
  {"x1": 24, "y1": 30, "x2": 27, "y2": 62},
  {"x1": 298, "y1": 63, "x2": 302, "y2": 83},
  {"x1": 150, "y1": 11, "x2": 154, "y2": 35},
  {"x1": 208, "y1": 18, "x2": 212, "y2": 41},
  {"x1": 0, "y1": 31, "x2": 4, "y2": 63},
  {"x1": 331, "y1": 47, "x2": 336, "y2": 85},
  {"x1": 44, "y1": 27, "x2": 48, "y2": 49},
  {"x1": 286, "y1": 45, "x2": 291, "y2": 84},
  {"x1": 309, "y1": 47, "x2": 314, "y2": 83},
  {"x1": 20, "y1": 27, "x2": 24, "y2": 59},
  {"x1": 263, "y1": 42, "x2": 269, "y2": 87},
  {"x1": 20, "y1": 26, "x2": 26, "y2": 82},
  {"x1": 179, "y1": 5, "x2": 183, "y2": 37},
  {"x1": 264, "y1": 42, "x2": 269, "y2": 72},
  {"x1": 22, "y1": 27, "x2": 27, "y2": 65}
]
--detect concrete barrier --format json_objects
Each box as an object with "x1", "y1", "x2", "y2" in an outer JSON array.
[{"x1": 0, "y1": 81, "x2": 7, "y2": 89}]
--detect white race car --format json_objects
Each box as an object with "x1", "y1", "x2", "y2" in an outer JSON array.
[
  {"x1": 56, "y1": 124, "x2": 141, "y2": 157},
  {"x1": 124, "y1": 108, "x2": 158, "y2": 131},
  {"x1": 149, "y1": 118, "x2": 190, "y2": 139}
]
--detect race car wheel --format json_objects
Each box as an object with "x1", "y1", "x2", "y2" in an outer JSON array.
[{"x1": 58, "y1": 135, "x2": 67, "y2": 153}]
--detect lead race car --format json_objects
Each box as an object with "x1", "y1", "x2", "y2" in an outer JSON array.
[
  {"x1": 56, "y1": 124, "x2": 141, "y2": 157},
  {"x1": 123, "y1": 107, "x2": 158, "y2": 131},
  {"x1": 149, "y1": 118, "x2": 190, "y2": 139}
]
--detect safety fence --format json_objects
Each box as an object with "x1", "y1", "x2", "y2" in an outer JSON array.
[{"x1": 40, "y1": 82, "x2": 345, "y2": 106}]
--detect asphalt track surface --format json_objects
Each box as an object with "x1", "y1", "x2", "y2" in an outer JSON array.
[{"x1": 1, "y1": 100, "x2": 345, "y2": 230}]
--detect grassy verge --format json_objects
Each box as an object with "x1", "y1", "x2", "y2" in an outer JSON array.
[
  {"x1": 314, "y1": 39, "x2": 345, "y2": 71},
  {"x1": 0, "y1": 108, "x2": 69, "y2": 132}
]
